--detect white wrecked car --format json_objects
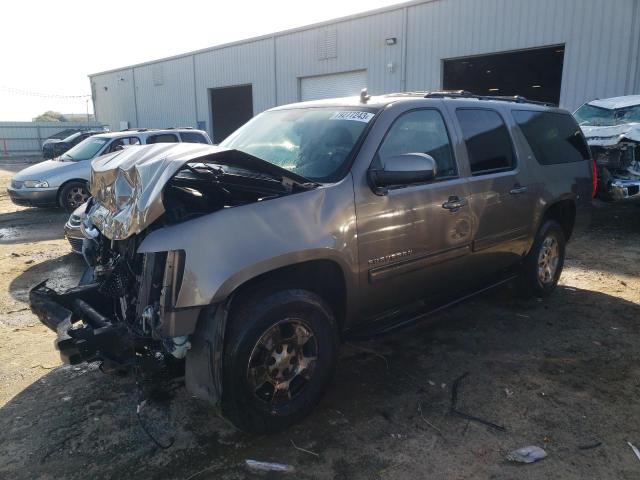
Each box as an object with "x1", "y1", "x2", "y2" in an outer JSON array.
[{"x1": 575, "y1": 95, "x2": 640, "y2": 200}]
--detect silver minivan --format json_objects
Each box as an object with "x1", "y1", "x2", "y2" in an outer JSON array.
[{"x1": 8, "y1": 128, "x2": 211, "y2": 210}]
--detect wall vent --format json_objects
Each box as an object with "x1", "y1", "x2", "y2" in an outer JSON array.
[
  {"x1": 317, "y1": 28, "x2": 337, "y2": 60},
  {"x1": 153, "y1": 65, "x2": 164, "y2": 86}
]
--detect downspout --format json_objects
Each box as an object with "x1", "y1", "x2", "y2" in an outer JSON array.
[
  {"x1": 192, "y1": 54, "x2": 199, "y2": 128},
  {"x1": 132, "y1": 68, "x2": 139, "y2": 128},
  {"x1": 401, "y1": 6, "x2": 408, "y2": 92}
]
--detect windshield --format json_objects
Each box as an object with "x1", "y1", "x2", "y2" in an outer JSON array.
[
  {"x1": 574, "y1": 102, "x2": 640, "y2": 126},
  {"x1": 63, "y1": 132, "x2": 82, "y2": 142},
  {"x1": 61, "y1": 137, "x2": 108, "y2": 161},
  {"x1": 219, "y1": 107, "x2": 376, "y2": 182}
]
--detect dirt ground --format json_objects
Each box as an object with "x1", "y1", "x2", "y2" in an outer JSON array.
[{"x1": 1, "y1": 160, "x2": 639, "y2": 480}]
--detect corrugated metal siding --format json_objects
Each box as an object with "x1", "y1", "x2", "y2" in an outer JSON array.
[
  {"x1": 194, "y1": 38, "x2": 276, "y2": 137},
  {"x1": 90, "y1": 0, "x2": 640, "y2": 128},
  {"x1": 275, "y1": 9, "x2": 404, "y2": 104},
  {"x1": 405, "y1": 0, "x2": 640, "y2": 110},
  {"x1": 0, "y1": 122, "x2": 103, "y2": 155},
  {"x1": 91, "y1": 69, "x2": 137, "y2": 130},
  {"x1": 134, "y1": 56, "x2": 196, "y2": 129}
]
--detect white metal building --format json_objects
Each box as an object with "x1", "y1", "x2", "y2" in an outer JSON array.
[{"x1": 89, "y1": 0, "x2": 640, "y2": 143}]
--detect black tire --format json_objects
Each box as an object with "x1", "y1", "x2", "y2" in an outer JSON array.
[
  {"x1": 59, "y1": 181, "x2": 90, "y2": 211},
  {"x1": 221, "y1": 287, "x2": 339, "y2": 433},
  {"x1": 518, "y1": 219, "x2": 566, "y2": 297}
]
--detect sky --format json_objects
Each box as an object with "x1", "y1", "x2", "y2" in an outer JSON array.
[{"x1": 0, "y1": 0, "x2": 407, "y2": 121}]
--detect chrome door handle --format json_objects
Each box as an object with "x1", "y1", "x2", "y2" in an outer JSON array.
[
  {"x1": 509, "y1": 186, "x2": 528, "y2": 195},
  {"x1": 442, "y1": 196, "x2": 467, "y2": 211}
]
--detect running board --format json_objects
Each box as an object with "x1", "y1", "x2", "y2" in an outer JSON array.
[{"x1": 345, "y1": 274, "x2": 519, "y2": 340}]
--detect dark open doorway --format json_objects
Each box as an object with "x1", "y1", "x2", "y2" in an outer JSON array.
[
  {"x1": 442, "y1": 45, "x2": 565, "y2": 104},
  {"x1": 210, "y1": 84, "x2": 253, "y2": 143}
]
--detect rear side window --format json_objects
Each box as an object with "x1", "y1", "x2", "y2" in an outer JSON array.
[
  {"x1": 456, "y1": 109, "x2": 515, "y2": 174},
  {"x1": 179, "y1": 131, "x2": 208, "y2": 144},
  {"x1": 512, "y1": 110, "x2": 590, "y2": 164},
  {"x1": 147, "y1": 133, "x2": 178, "y2": 144},
  {"x1": 375, "y1": 109, "x2": 457, "y2": 178}
]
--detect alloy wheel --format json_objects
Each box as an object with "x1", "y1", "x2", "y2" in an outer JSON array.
[
  {"x1": 247, "y1": 318, "x2": 318, "y2": 411},
  {"x1": 537, "y1": 235, "x2": 559, "y2": 285}
]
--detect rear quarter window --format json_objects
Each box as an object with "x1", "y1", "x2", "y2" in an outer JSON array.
[
  {"x1": 512, "y1": 110, "x2": 590, "y2": 164},
  {"x1": 179, "y1": 131, "x2": 208, "y2": 144},
  {"x1": 146, "y1": 133, "x2": 178, "y2": 144}
]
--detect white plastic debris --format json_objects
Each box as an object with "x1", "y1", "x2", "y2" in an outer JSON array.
[
  {"x1": 506, "y1": 445, "x2": 547, "y2": 463},
  {"x1": 245, "y1": 460, "x2": 296, "y2": 473},
  {"x1": 627, "y1": 442, "x2": 640, "y2": 462}
]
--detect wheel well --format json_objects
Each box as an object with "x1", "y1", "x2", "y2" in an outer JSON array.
[
  {"x1": 543, "y1": 200, "x2": 576, "y2": 241},
  {"x1": 229, "y1": 260, "x2": 347, "y2": 331},
  {"x1": 56, "y1": 178, "x2": 90, "y2": 203}
]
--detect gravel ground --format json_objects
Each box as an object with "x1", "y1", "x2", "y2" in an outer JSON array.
[{"x1": 0, "y1": 161, "x2": 639, "y2": 479}]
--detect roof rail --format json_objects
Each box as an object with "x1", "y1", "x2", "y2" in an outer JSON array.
[
  {"x1": 424, "y1": 90, "x2": 555, "y2": 107},
  {"x1": 122, "y1": 128, "x2": 150, "y2": 132},
  {"x1": 166, "y1": 126, "x2": 194, "y2": 130}
]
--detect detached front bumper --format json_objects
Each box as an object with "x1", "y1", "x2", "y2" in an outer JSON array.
[{"x1": 29, "y1": 281, "x2": 134, "y2": 366}]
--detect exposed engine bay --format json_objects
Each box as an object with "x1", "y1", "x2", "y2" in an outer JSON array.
[
  {"x1": 29, "y1": 143, "x2": 316, "y2": 375},
  {"x1": 591, "y1": 142, "x2": 640, "y2": 200}
]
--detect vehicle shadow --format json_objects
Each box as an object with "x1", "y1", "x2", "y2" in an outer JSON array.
[
  {"x1": 0, "y1": 207, "x2": 69, "y2": 245},
  {"x1": 8, "y1": 252, "x2": 85, "y2": 303},
  {"x1": 1, "y1": 285, "x2": 638, "y2": 479}
]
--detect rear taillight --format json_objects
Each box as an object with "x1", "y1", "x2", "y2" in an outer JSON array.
[{"x1": 591, "y1": 160, "x2": 598, "y2": 198}]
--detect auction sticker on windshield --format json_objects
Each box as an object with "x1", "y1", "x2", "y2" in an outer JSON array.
[{"x1": 330, "y1": 111, "x2": 375, "y2": 122}]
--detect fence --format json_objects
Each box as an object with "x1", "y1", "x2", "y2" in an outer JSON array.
[{"x1": 0, "y1": 121, "x2": 106, "y2": 156}]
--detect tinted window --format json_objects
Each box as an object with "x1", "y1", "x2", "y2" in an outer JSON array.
[
  {"x1": 180, "y1": 131, "x2": 208, "y2": 144},
  {"x1": 376, "y1": 109, "x2": 457, "y2": 178},
  {"x1": 456, "y1": 109, "x2": 515, "y2": 174},
  {"x1": 147, "y1": 133, "x2": 178, "y2": 144},
  {"x1": 513, "y1": 110, "x2": 590, "y2": 164},
  {"x1": 105, "y1": 137, "x2": 141, "y2": 154}
]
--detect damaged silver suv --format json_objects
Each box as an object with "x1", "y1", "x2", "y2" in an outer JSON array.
[{"x1": 30, "y1": 91, "x2": 593, "y2": 433}]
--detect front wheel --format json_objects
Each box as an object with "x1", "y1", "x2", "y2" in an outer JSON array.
[
  {"x1": 221, "y1": 288, "x2": 339, "y2": 433},
  {"x1": 518, "y1": 219, "x2": 566, "y2": 297},
  {"x1": 59, "y1": 181, "x2": 90, "y2": 211}
]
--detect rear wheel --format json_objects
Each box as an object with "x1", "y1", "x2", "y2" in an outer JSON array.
[
  {"x1": 518, "y1": 219, "x2": 566, "y2": 297},
  {"x1": 221, "y1": 288, "x2": 339, "y2": 433},
  {"x1": 59, "y1": 181, "x2": 90, "y2": 211}
]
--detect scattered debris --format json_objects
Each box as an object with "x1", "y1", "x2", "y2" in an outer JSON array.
[
  {"x1": 290, "y1": 439, "x2": 319, "y2": 457},
  {"x1": 61, "y1": 396, "x2": 72, "y2": 402},
  {"x1": 245, "y1": 460, "x2": 296, "y2": 473},
  {"x1": 627, "y1": 442, "x2": 640, "y2": 462},
  {"x1": 418, "y1": 402, "x2": 444, "y2": 437},
  {"x1": 504, "y1": 388, "x2": 514, "y2": 398},
  {"x1": 516, "y1": 313, "x2": 530, "y2": 319},
  {"x1": 440, "y1": 383, "x2": 446, "y2": 389},
  {"x1": 578, "y1": 441, "x2": 602, "y2": 450},
  {"x1": 450, "y1": 372, "x2": 506, "y2": 432},
  {"x1": 506, "y1": 445, "x2": 547, "y2": 463},
  {"x1": 428, "y1": 380, "x2": 436, "y2": 387},
  {"x1": 346, "y1": 343, "x2": 389, "y2": 369}
]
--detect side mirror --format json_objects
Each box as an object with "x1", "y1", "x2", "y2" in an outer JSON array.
[{"x1": 369, "y1": 153, "x2": 437, "y2": 194}]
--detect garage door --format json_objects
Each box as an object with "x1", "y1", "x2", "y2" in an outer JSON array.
[
  {"x1": 443, "y1": 45, "x2": 565, "y2": 105},
  {"x1": 300, "y1": 70, "x2": 367, "y2": 101}
]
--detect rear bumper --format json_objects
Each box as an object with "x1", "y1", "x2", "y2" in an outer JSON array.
[
  {"x1": 29, "y1": 282, "x2": 134, "y2": 366},
  {"x1": 7, "y1": 187, "x2": 58, "y2": 207}
]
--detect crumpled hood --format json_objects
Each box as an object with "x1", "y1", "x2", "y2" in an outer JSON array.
[
  {"x1": 581, "y1": 123, "x2": 640, "y2": 146},
  {"x1": 88, "y1": 142, "x2": 311, "y2": 240}
]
